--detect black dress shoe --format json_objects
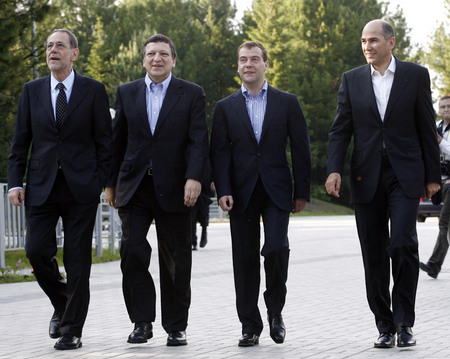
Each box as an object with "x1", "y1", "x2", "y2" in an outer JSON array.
[
  {"x1": 49, "y1": 310, "x2": 63, "y2": 339},
  {"x1": 238, "y1": 333, "x2": 259, "y2": 347},
  {"x1": 419, "y1": 262, "x2": 438, "y2": 278},
  {"x1": 54, "y1": 335, "x2": 82, "y2": 350},
  {"x1": 268, "y1": 312, "x2": 286, "y2": 344},
  {"x1": 167, "y1": 331, "x2": 187, "y2": 346},
  {"x1": 397, "y1": 326, "x2": 416, "y2": 347},
  {"x1": 127, "y1": 322, "x2": 153, "y2": 343},
  {"x1": 200, "y1": 231, "x2": 207, "y2": 248},
  {"x1": 374, "y1": 332, "x2": 395, "y2": 348}
]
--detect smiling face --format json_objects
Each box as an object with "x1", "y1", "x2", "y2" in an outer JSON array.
[
  {"x1": 361, "y1": 20, "x2": 395, "y2": 72},
  {"x1": 46, "y1": 31, "x2": 79, "y2": 81},
  {"x1": 237, "y1": 46, "x2": 268, "y2": 91},
  {"x1": 142, "y1": 41, "x2": 176, "y2": 84}
]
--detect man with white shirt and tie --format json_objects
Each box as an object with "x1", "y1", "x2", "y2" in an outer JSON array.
[
  {"x1": 7, "y1": 29, "x2": 112, "y2": 350},
  {"x1": 105, "y1": 34, "x2": 208, "y2": 347},
  {"x1": 326, "y1": 19, "x2": 441, "y2": 349}
]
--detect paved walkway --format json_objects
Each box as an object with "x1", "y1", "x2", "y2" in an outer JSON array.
[{"x1": 0, "y1": 216, "x2": 449, "y2": 358}]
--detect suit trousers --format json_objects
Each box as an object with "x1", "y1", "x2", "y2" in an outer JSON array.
[
  {"x1": 427, "y1": 186, "x2": 450, "y2": 272},
  {"x1": 229, "y1": 178, "x2": 290, "y2": 335},
  {"x1": 25, "y1": 170, "x2": 98, "y2": 337},
  {"x1": 118, "y1": 172, "x2": 192, "y2": 333},
  {"x1": 353, "y1": 157, "x2": 420, "y2": 334}
]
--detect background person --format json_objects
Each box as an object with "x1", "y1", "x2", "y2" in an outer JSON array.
[{"x1": 420, "y1": 95, "x2": 450, "y2": 278}]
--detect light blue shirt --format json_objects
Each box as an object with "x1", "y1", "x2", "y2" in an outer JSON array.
[
  {"x1": 145, "y1": 73, "x2": 172, "y2": 135},
  {"x1": 241, "y1": 81, "x2": 268, "y2": 143},
  {"x1": 50, "y1": 70, "x2": 75, "y2": 121}
]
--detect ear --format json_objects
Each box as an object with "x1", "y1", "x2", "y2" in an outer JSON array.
[
  {"x1": 172, "y1": 58, "x2": 177, "y2": 68},
  {"x1": 71, "y1": 48, "x2": 80, "y2": 62},
  {"x1": 389, "y1": 37, "x2": 396, "y2": 50}
]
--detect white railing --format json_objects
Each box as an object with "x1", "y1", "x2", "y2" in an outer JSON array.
[{"x1": 0, "y1": 183, "x2": 225, "y2": 268}]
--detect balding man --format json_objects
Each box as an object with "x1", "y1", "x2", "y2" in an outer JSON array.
[{"x1": 326, "y1": 19, "x2": 440, "y2": 349}]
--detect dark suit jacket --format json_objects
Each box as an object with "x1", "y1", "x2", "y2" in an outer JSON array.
[
  {"x1": 327, "y1": 58, "x2": 441, "y2": 203},
  {"x1": 108, "y1": 76, "x2": 209, "y2": 212},
  {"x1": 210, "y1": 85, "x2": 312, "y2": 214},
  {"x1": 7, "y1": 72, "x2": 112, "y2": 206}
]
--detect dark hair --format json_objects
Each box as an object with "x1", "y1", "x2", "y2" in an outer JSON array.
[
  {"x1": 237, "y1": 41, "x2": 268, "y2": 62},
  {"x1": 142, "y1": 34, "x2": 177, "y2": 60},
  {"x1": 378, "y1": 20, "x2": 395, "y2": 40},
  {"x1": 440, "y1": 95, "x2": 450, "y2": 102},
  {"x1": 47, "y1": 29, "x2": 78, "y2": 49}
]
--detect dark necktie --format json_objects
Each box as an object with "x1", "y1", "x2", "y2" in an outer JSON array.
[{"x1": 56, "y1": 83, "x2": 67, "y2": 129}]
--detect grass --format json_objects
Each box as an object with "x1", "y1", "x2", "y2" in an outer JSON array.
[
  {"x1": 1, "y1": 198, "x2": 353, "y2": 283},
  {"x1": 294, "y1": 198, "x2": 354, "y2": 216},
  {"x1": 0, "y1": 248, "x2": 121, "y2": 284}
]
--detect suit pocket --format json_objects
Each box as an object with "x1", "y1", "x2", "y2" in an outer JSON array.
[
  {"x1": 119, "y1": 161, "x2": 132, "y2": 172},
  {"x1": 29, "y1": 159, "x2": 39, "y2": 169}
]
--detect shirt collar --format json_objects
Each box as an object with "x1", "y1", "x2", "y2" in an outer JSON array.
[
  {"x1": 241, "y1": 81, "x2": 268, "y2": 98},
  {"x1": 51, "y1": 70, "x2": 75, "y2": 91},
  {"x1": 370, "y1": 55, "x2": 396, "y2": 76},
  {"x1": 145, "y1": 72, "x2": 172, "y2": 91}
]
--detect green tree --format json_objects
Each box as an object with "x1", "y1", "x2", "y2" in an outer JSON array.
[
  {"x1": 181, "y1": 0, "x2": 242, "y2": 125},
  {"x1": 0, "y1": 0, "x2": 50, "y2": 181},
  {"x1": 85, "y1": 17, "x2": 110, "y2": 84},
  {"x1": 422, "y1": 0, "x2": 450, "y2": 96},
  {"x1": 243, "y1": 0, "x2": 411, "y2": 205}
]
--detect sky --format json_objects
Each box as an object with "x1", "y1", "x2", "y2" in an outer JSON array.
[{"x1": 235, "y1": 0, "x2": 448, "y2": 50}]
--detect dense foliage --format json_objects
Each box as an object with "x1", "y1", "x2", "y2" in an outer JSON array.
[{"x1": 2, "y1": 0, "x2": 447, "y2": 205}]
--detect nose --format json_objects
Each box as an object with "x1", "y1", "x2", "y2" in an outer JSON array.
[{"x1": 153, "y1": 52, "x2": 162, "y2": 61}]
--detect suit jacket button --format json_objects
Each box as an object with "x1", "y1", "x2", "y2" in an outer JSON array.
[{"x1": 356, "y1": 176, "x2": 362, "y2": 181}]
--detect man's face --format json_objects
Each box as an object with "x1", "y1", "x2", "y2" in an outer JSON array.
[
  {"x1": 361, "y1": 22, "x2": 395, "y2": 69},
  {"x1": 237, "y1": 46, "x2": 268, "y2": 88},
  {"x1": 46, "y1": 32, "x2": 78, "y2": 75},
  {"x1": 142, "y1": 42, "x2": 176, "y2": 84},
  {"x1": 439, "y1": 98, "x2": 450, "y2": 122}
]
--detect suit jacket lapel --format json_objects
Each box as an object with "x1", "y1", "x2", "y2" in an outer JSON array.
[
  {"x1": 37, "y1": 76, "x2": 55, "y2": 126},
  {"x1": 154, "y1": 76, "x2": 181, "y2": 135},
  {"x1": 64, "y1": 72, "x2": 87, "y2": 121},
  {"x1": 384, "y1": 58, "x2": 408, "y2": 123},
  {"x1": 260, "y1": 86, "x2": 280, "y2": 143},
  {"x1": 359, "y1": 65, "x2": 382, "y2": 122},
  {"x1": 231, "y1": 90, "x2": 258, "y2": 144},
  {"x1": 132, "y1": 79, "x2": 151, "y2": 135}
]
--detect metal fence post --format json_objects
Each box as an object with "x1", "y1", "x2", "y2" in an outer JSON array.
[
  {"x1": 0, "y1": 185, "x2": 6, "y2": 268},
  {"x1": 95, "y1": 205, "x2": 102, "y2": 257}
]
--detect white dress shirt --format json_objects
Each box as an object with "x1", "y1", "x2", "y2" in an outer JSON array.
[
  {"x1": 50, "y1": 70, "x2": 75, "y2": 121},
  {"x1": 371, "y1": 55, "x2": 396, "y2": 121}
]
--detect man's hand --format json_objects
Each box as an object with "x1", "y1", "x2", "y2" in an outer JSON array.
[
  {"x1": 437, "y1": 133, "x2": 442, "y2": 144},
  {"x1": 105, "y1": 187, "x2": 116, "y2": 208},
  {"x1": 325, "y1": 172, "x2": 341, "y2": 198},
  {"x1": 184, "y1": 179, "x2": 201, "y2": 207},
  {"x1": 424, "y1": 182, "x2": 441, "y2": 199},
  {"x1": 218, "y1": 195, "x2": 233, "y2": 211},
  {"x1": 292, "y1": 198, "x2": 307, "y2": 213},
  {"x1": 8, "y1": 188, "x2": 25, "y2": 207}
]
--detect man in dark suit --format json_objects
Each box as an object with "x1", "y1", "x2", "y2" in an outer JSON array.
[
  {"x1": 105, "y1": 34, "x2": 208, "y2": 347},
  {"x1": 7, "y1": 29, "x2": 112, "y2": 350},
  {"x1": 326, "y1": 19, "x2": 441, "y2": 349},
  {"x1": 210, "y1": 41, "x2": 312, "y2": 347}
]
